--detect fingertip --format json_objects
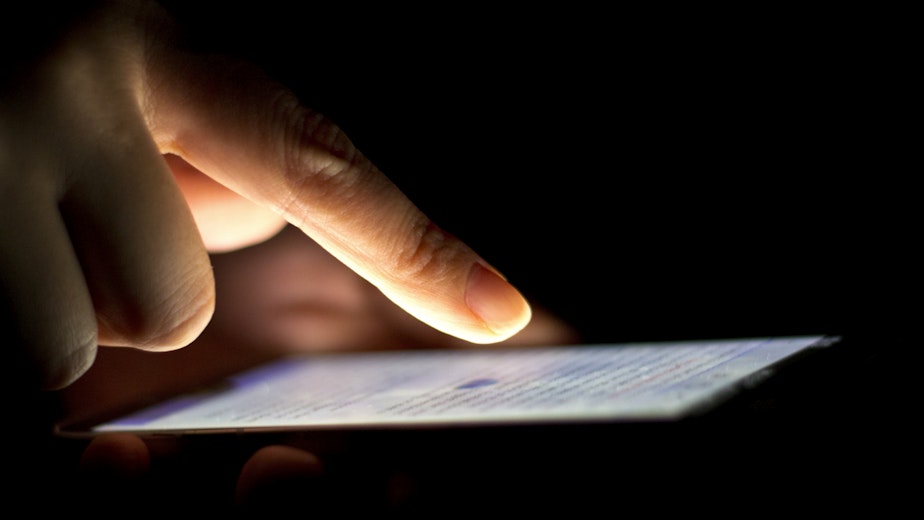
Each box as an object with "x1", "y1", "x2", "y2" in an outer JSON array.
[
  {"x1": 464, "y1": 262, "x2": 533, "y2": 343},
  {"x1": 236, "y1": 445, "x2": 324, "y2": 510},
  {"x1": 80, "y1": 433, "x2": 151, "y2": 481}
]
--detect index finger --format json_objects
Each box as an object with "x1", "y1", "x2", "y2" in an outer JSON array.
[{"x1": 145, "y1": 50, "x2": 531, "y2": 344}]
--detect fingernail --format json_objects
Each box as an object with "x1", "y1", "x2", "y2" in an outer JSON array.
[{"x1": 465, "y1": 262, "x2": 532, "y2": 339}]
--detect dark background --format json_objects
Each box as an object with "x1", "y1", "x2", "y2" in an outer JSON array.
[{"x1": 167, "y1": 3, "x2": 912, "y2": 344}]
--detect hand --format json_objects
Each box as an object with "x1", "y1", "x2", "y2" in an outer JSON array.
[
  {"x1": 58, "y1": 224, "x2": 579, "y2": 419},
  {"x1": 2, "y1": 0, "x2": 532, "y2": 390},
  {"x1": 60, "y1": 224, "x2": 578, "y2": 514}
]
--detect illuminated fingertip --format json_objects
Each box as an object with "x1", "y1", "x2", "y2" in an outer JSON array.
[{"x1": 464, "y1": 262, "x2": 532, "y2": 342}]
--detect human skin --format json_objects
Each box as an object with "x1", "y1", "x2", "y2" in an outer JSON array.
[
  {"x1": 64, "y1": 223, "x2": 579, "y2": 513},
  {"x1": 2, "y1": 0, "x2": 533, "y2": 391}
]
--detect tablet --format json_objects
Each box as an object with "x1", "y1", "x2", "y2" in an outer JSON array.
[{"x1": 54, "y1": 334, "x2": 846, "y2": 438}]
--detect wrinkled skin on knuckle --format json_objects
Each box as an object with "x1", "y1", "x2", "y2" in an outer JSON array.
[
  {"x1": 275, "y1": 108, "x2": 387, "y2": 244},
  {"x1": 272, "y1": 103, "x2": 479, "y2": 318},
  {"x1": 277, "y1": 102, "x2": 362, "y2": 210},
  {"x1": 274, "y1": 101, "x2": 440, "y2": 256}
]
